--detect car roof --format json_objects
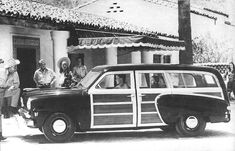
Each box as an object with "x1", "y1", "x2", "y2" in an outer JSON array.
[{"x1": 92, "y1": 64, "x2": 220, "y2": 74}]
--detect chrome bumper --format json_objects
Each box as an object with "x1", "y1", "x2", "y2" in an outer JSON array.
[{"x1": 18, "y1": 108, "x2": 36, "y2": 128}]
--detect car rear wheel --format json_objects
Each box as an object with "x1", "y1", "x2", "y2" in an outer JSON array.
[
  {"x1": 176, "y1": 114, "x2": 206, "y2": 137},
  {"x1": 42, "y1": 113, "x2": 75, "y2": 143}
]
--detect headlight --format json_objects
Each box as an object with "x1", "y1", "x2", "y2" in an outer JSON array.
[{"x1": 26, "y1": 98, "x2": 33, "y2": 110}]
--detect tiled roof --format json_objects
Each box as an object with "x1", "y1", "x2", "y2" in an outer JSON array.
[{"x1": 0, "y1": 0, "x2": 160, "y2": 37}]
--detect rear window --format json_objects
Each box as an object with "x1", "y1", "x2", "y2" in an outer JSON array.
[{"x1": 167, "y1": 72, "x2": 219, "y2": 88}]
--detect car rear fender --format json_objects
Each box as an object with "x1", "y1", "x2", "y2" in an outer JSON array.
[{"x1": 156, "y1": 94, "x2": 229, "y2": 124}]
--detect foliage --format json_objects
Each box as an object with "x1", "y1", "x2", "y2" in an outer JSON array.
[{"x1": 192, "y1": 33, "x2": 232, "y2": 63}]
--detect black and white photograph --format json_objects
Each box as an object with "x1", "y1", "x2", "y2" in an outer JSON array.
[{"x1": 0, "y1": 0, "x2": 235, "y2": 151}]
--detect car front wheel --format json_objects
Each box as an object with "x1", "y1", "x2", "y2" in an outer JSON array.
[
  {"x1": 176, "y1": 114, "x2": 206, "y2": 137},
  {"x1": 42, "y1": 113, "x2": 75, "y2": 143}
]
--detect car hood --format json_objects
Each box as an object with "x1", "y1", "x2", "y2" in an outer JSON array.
[{"x1": 22, "y1": 87, "x2": 87, "y2": 98}]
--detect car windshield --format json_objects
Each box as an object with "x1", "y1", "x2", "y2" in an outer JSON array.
[{"x1": 79, "y1": 70, "x2": 102, "y2": 88}]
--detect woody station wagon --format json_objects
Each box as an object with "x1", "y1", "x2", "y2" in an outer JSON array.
[{"x1": 21, "y1": 64, "x2": 231, "y2": 142}]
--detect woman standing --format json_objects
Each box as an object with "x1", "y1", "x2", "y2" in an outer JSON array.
[
  {"x1": 224, "y1": 62, "x2": 235, "y2": 101},
  {"x1": 57, "y1": 57, "x2": 75, "y2": 88}
]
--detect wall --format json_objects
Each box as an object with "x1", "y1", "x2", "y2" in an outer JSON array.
[{"x1": 0, "y1": 25, "x2": 54, "y2": 69}]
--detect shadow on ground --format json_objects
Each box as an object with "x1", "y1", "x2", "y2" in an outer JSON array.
[{"x1": 18, "y1": 129, "x2": 235, "y2": 144}]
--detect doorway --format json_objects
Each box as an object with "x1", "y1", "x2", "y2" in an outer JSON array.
[
  {"x1": 13, "y1": 36, "x2": 40, "y2": 90},
  {"x1": 17, "y1": 48, "x2": 37, "y2": 89}
]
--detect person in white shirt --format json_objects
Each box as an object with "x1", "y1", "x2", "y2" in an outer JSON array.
[
  {"x1": 0, "y1": 58, "x2": 21, "y2": 140},
  {"x1": 33, "y1": 59, "x2": 56, "y2": 88},
  {"x1": 72, "y1": 57, "x2": 87, "y2": 83}
]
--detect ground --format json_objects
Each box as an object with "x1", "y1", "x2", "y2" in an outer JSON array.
[{"x1": 1, "y1": 102, "x2": 235, "y2": 151}]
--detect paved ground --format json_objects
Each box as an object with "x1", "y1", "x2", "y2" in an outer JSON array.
[{"x1": 1, "y1": 102, "x2": 235, "y2": 151}]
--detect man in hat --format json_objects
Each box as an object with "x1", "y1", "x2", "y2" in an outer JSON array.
[
  {"x1": 3, "y1": 58, "x2": 21, "y2": 113},
  {"x1": 33, "y1": 59, "x2": 56, "y2": 88},
  {"x1": 0, "y1": 58, "x2": 21, "y2": 140}
]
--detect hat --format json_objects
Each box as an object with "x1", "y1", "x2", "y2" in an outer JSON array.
[
  {"x1": 57, "y1": 57, "x2": 71, "y2": 68},
  {"x1": 4, "y1": 58, "x2": 20, "y2": 68},
  {"x1": 38, "y1": 59, "x2": 46, "y2": 65}
]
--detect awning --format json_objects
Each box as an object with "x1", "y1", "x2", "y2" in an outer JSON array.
[{"x1": 67, "y1": 35, "x2": 185, "y2": 53}]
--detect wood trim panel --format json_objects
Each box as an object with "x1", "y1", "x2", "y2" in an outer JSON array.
[
  {"x1": 141, "y1": 114, "x2": 162, "y2": 124},
  {"x1": 94, "y1": 115, "x2": 133, "y2": 125},
  {"x1": 94, "y1": 104, "x2": 133, "y2": 114}
]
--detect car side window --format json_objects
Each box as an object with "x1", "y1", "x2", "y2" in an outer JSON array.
[
  {"x1": 139, "y1": 73, "x2": 167, "y2": 89},
  {"x1": 168, "y1": 72, "x2": 219, "y2": 88},
  {"x1": 96, "y1": 73, "x2": 131, "y2": 89},
  {"x1": 168, "y1": 73, "x2": 184, "y2": 88}
]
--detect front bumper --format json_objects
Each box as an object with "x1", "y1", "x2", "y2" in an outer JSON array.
[{"x1": 18, "y1": 108, "x2": 37, "y2": 128}]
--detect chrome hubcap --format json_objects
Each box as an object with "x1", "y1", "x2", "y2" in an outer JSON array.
[
  {"x1": 52, "y1": 119, "x2": 66, "y2": 133},
  {"x1": 185, "y1": 116, "x2": 198, "y2": 129}
]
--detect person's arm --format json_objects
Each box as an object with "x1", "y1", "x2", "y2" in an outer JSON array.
[
  {"x1": 13, "y1": 72, "x2": 20, "y2": 88},
  {"x1": 85, "y1": 66, "x2": 88, "y2": 75},
  {"x1": 49, "y1": 70, "x2": 56, "y2": 85},
  {"x1": 33, "y1": 70, "x2": 40, "y2": 87}
]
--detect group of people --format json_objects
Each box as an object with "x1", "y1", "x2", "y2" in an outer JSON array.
[
  {"x1": 0, "y1": 56, "x2": 87, "y2": 141},
  {"x1": 33, "y1": 56, "x2": 87, "y2": 89}
]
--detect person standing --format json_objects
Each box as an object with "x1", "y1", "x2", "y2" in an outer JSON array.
[
  {"x1": 0, "y1": 58, "x2": 21, "y2": 140},
  {"x1": 57, "y1": 57, "x2": 75, "y2": 88},
  {"x1": 0, "y1": 58, "x2": 6, "y2": 140},
  {"x1": 33, "y1": 59, "x2": 56, "y2": 88},
  {"x1": 224, "y1": 62, "x2": 235, "y2": 101},
  {"x1": 3, "y1": 58, "x2": 21, "y2": 114},
  {"x1": 72, "y1": 56, "x2": 87, "y2": 83}
]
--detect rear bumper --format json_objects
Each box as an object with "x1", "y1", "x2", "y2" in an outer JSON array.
[{"x1": 209, "y1": 111, "x2": 230, "y2": 123}]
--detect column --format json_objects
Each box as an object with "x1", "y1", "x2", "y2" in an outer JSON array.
[
  {"x1": 51, "y1": 30, "x2": 70, "y2": 74},
  {"x1": 131, "y1": 51, "x2": 141, "y2": 64},
  {"x1": 142, "y1": 51, "x2": 153, "y2": 64},
  {"x1": 106, "y1": 47, "x2": 117, "y2": 65},
  {"x1": 51, "y1": 30, "x2": 69, "y2": 87}
]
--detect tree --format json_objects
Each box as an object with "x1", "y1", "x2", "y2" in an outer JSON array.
[{"x1": 192, "y1": 33, "x2": 232, "y2": 63}]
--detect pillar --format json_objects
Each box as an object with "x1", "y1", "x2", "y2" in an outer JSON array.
[
  {"x1": 131, "y1": 51, "x2": 141, "y2": 64},
  {"x1": 51, "y1": 31, "x2": 69, "y2": 87},
  {"x1": 142, "y1": 51, "x2": 153, "y2": 64},
  {"x1": 178, "y1": 0, "x2": 193, "y2": 64},
  {"x1": 51, "y1": 30, "x2": 70, "y2": 74},
  {"x1": 106, "y1": 47, "x2": 117, "y2": 65}
]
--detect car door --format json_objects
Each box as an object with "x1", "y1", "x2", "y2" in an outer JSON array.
[
  {"x1": 135, "y1": 70, "x2": 170, "y2": 127},
  {"x1": 88, "y1": 71, "x2": 136, "y2": 129}
]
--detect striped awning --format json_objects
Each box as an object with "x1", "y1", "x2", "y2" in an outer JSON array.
[{"x1": 67, "y1": 35, "x2": 185, "y2": 53}]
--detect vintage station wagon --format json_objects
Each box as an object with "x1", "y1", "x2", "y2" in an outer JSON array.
[{"x1": 21, "y1": 64, "x2": 231, "y2": 142}]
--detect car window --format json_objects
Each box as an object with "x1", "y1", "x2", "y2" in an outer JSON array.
[
  {"x1": 139, "y1": 73, "x2": 167, "y2": 89},
  {"x1": 182, "y1": 73, "x2": 196, "y2": 88},
  {"x1": 80, "y1": 71, "x2": 101, "y2": 88},
  {"x1": 203, "y1": 74, "x2": 218, "y2": 87},
  {"x1": 168, "y1": 73, "x2": 185, "y2": 88},
  {"x1": 96, "y1": 73, "x2": 131, "y2": 89},
  {"x1": 167, "y1": 72, "x2": 219, "y2": 88}
]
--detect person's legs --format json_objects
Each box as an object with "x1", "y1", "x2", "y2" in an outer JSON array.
[
  {"x1": 10, "y1": 88, "x2": 20, "y2": 108},
  {"x1": 4, "y1": 88, "x2": 20, "y2": 115},
  {"x1": 0, "y1": 90, "x2": 7, "y2": 140}
]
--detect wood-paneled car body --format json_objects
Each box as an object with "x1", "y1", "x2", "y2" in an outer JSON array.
[{"x1": 20, "y1": 64, "x2": 231, "y2": 142}]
